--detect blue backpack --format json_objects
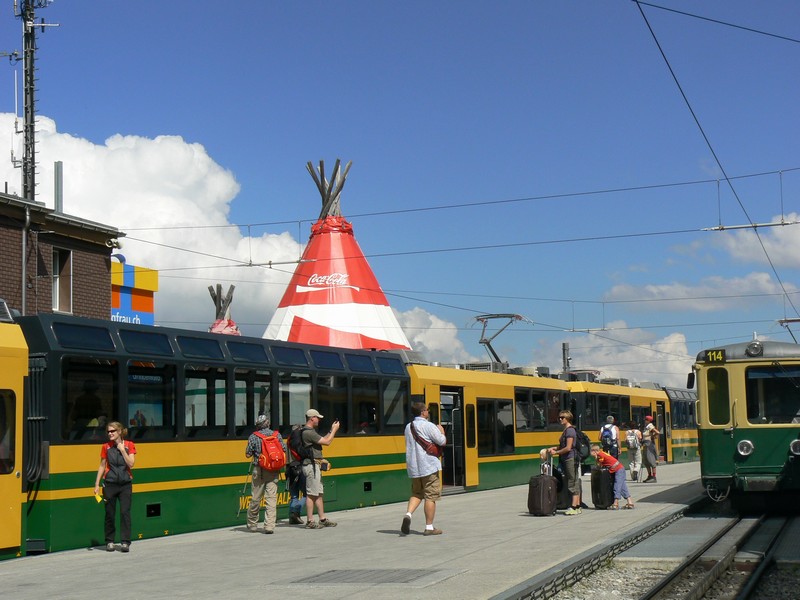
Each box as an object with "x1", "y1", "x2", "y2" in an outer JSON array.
[{"x1": 600, "y1": 424, "x2": 615, "y2": 451}]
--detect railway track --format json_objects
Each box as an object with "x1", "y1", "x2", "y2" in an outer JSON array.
[{"x1": 517, "y1": 507, "x2": 800, "y2": 600}]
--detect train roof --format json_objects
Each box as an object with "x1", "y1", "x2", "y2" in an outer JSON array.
[
  {"x1": 16, "y1": 313, "x2": 412, "y2": 377},
  {"x1": 696, "y1": 339, "x2": 800, "y2": 363}
]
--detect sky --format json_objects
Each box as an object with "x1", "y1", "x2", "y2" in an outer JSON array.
[{"x1": 1, "y1": 1, "x2": 799, "y2": 388}]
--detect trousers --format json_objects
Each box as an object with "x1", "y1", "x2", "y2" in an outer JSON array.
[{"x1": 248, "y1": 465, "x2": 279, "y2": 531}]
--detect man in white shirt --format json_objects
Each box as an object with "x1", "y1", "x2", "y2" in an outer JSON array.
[{"x1": 401, "y1": 402, "x2": 447, "y2": 536}]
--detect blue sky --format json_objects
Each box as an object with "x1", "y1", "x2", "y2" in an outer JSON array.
[{"x1": 2, "y1": 1, "x2": 799, "y2": 387}]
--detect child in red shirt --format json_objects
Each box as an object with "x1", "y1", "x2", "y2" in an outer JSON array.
[{"x1": 590, "y1": 444, "x2": 634, "y2": 509}]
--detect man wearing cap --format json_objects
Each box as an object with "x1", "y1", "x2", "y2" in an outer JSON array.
[
  {"x1": 245, "y1": 415, "x2": 287, "y2": 534},
  {"x1": 642, "y1": 415, "x2": 660, "y2": 483},
  {"x1": 301, "y1": 409, "x2": 340, "y2": 529}
]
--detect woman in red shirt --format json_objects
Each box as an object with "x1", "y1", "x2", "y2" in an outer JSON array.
[
  {"x1": 590, "y1": 444, "x2": 634, "y2": 510},
  {"x1": 93, "y1": 421, "x2": 136, "y2": 552}
]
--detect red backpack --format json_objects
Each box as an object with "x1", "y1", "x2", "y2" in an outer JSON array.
[{"x1": 254, "y1": 431, "x2": 286, "y2": 471}]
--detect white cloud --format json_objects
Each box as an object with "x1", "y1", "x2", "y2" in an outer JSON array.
[
  {"x1": 529, "y1": 322, "x2": 692, "y2": 388},
  {"x1": 716, "y1": 215, "x2": 800, "y2": 268},
  {"x1": 0, "y1": 113, "x2": 474, "y2": 354},
  {"x1": 604, "y1": 272, "x2": 794, "y2": 312}
]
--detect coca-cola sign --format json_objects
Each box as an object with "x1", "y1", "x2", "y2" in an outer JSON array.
[{"x1": 296, "y1": 273, "x2": 360, "y2": 293}]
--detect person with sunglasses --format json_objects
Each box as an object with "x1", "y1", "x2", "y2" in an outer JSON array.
[
  {"x1": 93, "y1": 421, "x2": 137, "y2": 552},
  {"x1": 547, "y1": 411, "x2": 582, "y2": 515}
]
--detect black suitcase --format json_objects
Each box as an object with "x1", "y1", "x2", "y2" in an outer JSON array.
[
  {"x1": 591, "y1": 466, "x2": 615, "y2": 509},
  {"x1": 528, "y1": 457, "x2": 557, "y2": 516}
]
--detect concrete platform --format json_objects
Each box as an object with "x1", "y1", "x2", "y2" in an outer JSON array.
[{"x1": 1, "y1": 462, "x2": 703, "y2": 600}]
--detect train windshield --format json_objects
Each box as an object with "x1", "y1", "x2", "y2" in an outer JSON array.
[{"x1": 745, "y1": 365, "x2": 800, "y2": 424}]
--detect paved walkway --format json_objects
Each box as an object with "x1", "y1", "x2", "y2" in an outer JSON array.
[{"x1": 2, "y1": 462, "x2": 703, "y2": 600}]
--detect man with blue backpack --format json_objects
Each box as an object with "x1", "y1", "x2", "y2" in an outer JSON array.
[{"x1": 600, "y1": 416, "x2": 620, "y2": 458}]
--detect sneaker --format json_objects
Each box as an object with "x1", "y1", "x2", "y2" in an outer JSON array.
[
  {"x1": 649, "y1": 477, "x2": 657, "y2": 483},
  {"x1": 247, "y1": 525, "x2": 259, "y2": 532},
  {"x1": 264, "y1": 529, "x2": 274, "y2": 534},
  {"x1": 289, "y1": 513, "x2": 303, "y2": 525},
  {"x1": 401, "y1": 515, "x2": 411, "y2": 535},
  {"x1": 305, "y1": 520, "x2": 322, "y2": 529},
  {"x1": 423, "y1": 528, "x2": 443, "y2": 536},
  {"x1": 120, "y1": 543, "x2": 130, "y2": 553},
  {"x1": 564, "y1": 507, "x2": 582, "y2": 516},
  {"x1": 320, "y1": 518, "x2": 337, "y2": 527},
  {"x1": 106, "y1": 543, "x2": 115, "y2": 552}
]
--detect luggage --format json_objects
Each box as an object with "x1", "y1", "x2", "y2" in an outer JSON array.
[
  {"x1": 591, "y1": 465, "x2": 615, "y2": 509},
  {"x1": 528, "y1": 456, "x2": 557, "y2": 516}
]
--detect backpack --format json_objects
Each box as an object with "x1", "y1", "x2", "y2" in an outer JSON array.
[
  {"x1": 254, "y1": 431, "x2": 286, "y2": 471},
  {"x1": 626, "y1": 429, "x2": 641, "y2": 449},
  {"x1": 600, "y1": 424, "x2": 616, "y2": 451},
  {"x1": 572, "y1": 428, "x2": 591, "y2": 462},
  {"x1": 287, "y1": 426, "x2": 314, "y2": 464}
]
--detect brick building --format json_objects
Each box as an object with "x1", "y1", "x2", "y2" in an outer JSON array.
[{"x1": 0, "y1": 192, "x2": 122, "y2": 318}]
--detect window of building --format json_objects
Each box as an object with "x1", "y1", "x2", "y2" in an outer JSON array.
[{"x1": 52, "y1": 249, "x2": 72, "y2": 313}]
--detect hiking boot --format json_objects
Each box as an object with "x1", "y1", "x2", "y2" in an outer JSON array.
[
  {"x1": 423, "y1": 528, "x2": 443, "y2": 536},
  {"x1": 106, "y1": 543, "x2": 115, "y2": 552},
  {"x1": 289, "y1": 513, "x2": 303, "y2": 525},
  {"x1": 264, "y1": 529, "x2": 274, "y2": 534},
  {"x1": 120, "y1": 543, "x2": 130, "y2": 553},
  {"x1": 320, "y1": 518, "x2": 337, "y2": 527},
  {"x1": 305, "y1": 520, "x2": 322, "y2": 529},
  {"x1": 564, "y1": 507, "x2": 582, "y2": 516},
  {"x1": 401, "y1": 515, "x2": 411, "y2": 535},
  {"x1": 631, "y1": 471, "x2": 637, "y2": 482},
  {"x1": 247, "y1": 525, "x2": 259, "y2": 532}
]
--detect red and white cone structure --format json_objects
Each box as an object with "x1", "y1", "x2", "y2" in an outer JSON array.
[
  {"x1": 264, "y1": 215, "x2": 411, "y2": 349},
  {"x1": 264, "y1": 160, "x2": 411, "y2": 350}
]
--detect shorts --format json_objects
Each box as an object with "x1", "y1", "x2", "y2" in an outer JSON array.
[
  {"x1": 410, "y1": 471, "x2": 441, "y2": 501},
  {"x1": 302, "y1": 462, "x2": 324, "y2": 497}
]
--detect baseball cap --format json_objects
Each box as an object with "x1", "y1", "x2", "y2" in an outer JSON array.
[
  {"x1": 305, "y1": 409, "x2": 324, "y2": 419},
  {"x1": 645, "y1": 415, "x2": 653, "y2": 422}
]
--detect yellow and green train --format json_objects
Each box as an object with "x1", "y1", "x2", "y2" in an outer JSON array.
[{"x1": 0, "y1": 305, "x2": 697, "y2": 559}]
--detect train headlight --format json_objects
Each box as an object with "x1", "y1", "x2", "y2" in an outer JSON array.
[
  {"x1": 737, "y1": 440, "x2": 755, "y2": 456},
  {"x1": 790, "y1": 440, "x2": 800, "y2": 456},
  {"x1": 745, "y1": 340, "x2": 763, "y2": 357}
]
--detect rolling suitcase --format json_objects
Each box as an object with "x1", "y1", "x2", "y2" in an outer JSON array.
[
  {"x1": 528, "y1": 456, "x2": 557, "y2": 516},
  {"x1": 591, "y1": 465, "x2": 615, "y2": 509}
]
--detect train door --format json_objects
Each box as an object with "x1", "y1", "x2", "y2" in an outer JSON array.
[
  {"x1": 438, "y1": 387, "x2": 466, "y2": 489},
  {"x1": 0, "y1": 323, "x2": 26, "y2": 554},
  {"x1": 655, "y1": 401, "x2": 668, "y2": 462}
]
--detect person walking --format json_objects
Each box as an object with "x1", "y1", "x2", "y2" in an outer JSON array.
[
  {"x1": 547, "y1": 410, "x2": 582, "y2": 515},
  {"x1": 642, "y1": 415, "x2": 660, "y2": 483},
  {"x1": 600, "y1": 416, "x2": 620, "y2": 458},
  {"x1": 625, "y1": 422, "x2": 643, "y2": 481},
  {"x1": 93, "y1": 421, "x2": 136, "y2": 552},
  {"x1": 401, "y1": 402, "x2": 447, "y2": 536},
  {"x1": 245, "y1": 414, "x2": 287, "y2": 534},
  {"x1": 301, "y1": 409, "x2": 339, "y2": 529},
  {"x1": 590, "y1": 444, "x2": 634, "y2": 509}
]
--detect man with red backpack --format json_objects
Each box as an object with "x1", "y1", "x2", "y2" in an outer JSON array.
[{"x1": 245, "y1": 414, "x2": 287, "y2": 534}]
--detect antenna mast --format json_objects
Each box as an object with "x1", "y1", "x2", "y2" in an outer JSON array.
[{"x1": 13, "y1": 1, "x2": 58, "y2": 202}]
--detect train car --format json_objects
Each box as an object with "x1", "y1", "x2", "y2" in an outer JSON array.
[
  {"x1": 693, "y1": 339, "x2": 800, "y2": 506},
  {"x1": 0, "y1": 307, "x2": 698, "y2": 559}
]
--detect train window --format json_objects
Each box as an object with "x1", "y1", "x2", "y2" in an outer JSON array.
[
  {"x1": 707, "y1": 367, "x2": 730, "y2": 425},
  {"x1": 228, "y1": 342, "x2": 269, "y2": 364},
  {"x1": 376, "y1": 356, "x2": 405, "y2": 376},
  {"x1": 466, "y1": 404, "x2": 476, "y2": 448},
  {"x1": 185, "y1": 366, "x2": 227, "y2": 438},
  {"x1": 119, "y1": 330, "x2": 173, "y2": 356},
  {"x1": 547, "y1": 392, "x2": 562, "y2": 427},
  {"x1": 515, "y1": 388, "x2": 547, "y2": 431},
  {"x1": 127, "y1": 362, "x2": 177, "y2": 440},
  {"x1": 176, "y1": 337, "x2": 224, "y2": 360},
  {"x1": 0, "y1": 390, "x2": 14, "y2": 474},
  {"x1": 477, "y1": 398, "x2": 515, "y2": 456},
  {"x1": 277, "y1": 371, "x2": 311, "y2": 434},
  {"x1": 745, "y1": 365, "x2": 800, "y2": 424},
  {"x1": 316, "y1": 375, "x2": 348, "y2": 433},
  {"x1": 310, "y1": 350, "x2": 345, "y2": 371},
  {"x1": 234, "y1": 369, "x2": 271, "y2": 436},
  {"x1": 62, "y1": 359, "x2": 118, "y2": 441},
  {"x1": 345, "y1": 354, "x2": 376, "y2": 373},
  {"x1": 53, "y1": 322, "x2": 115, "y2": 352},
  {"x1": 272, "y1": 346, "x2": 309, "y2": 367},
  {"x1": 353, "y1": 377, "x2": 380, "y2": 434},
  {"x1": 382, "y1": 378, "x2": 408, "y2": 435}
]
